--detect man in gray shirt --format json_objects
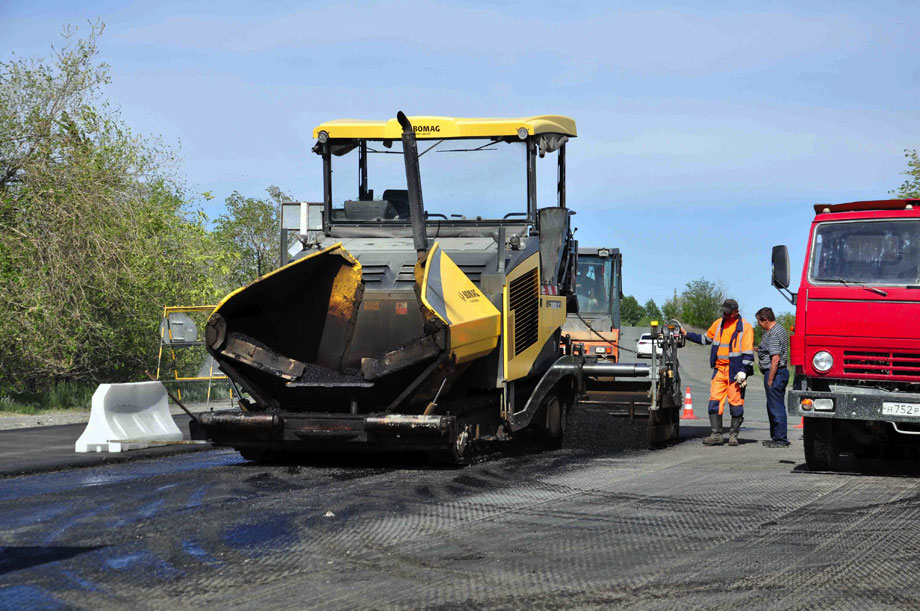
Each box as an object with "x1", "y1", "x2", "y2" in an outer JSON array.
[{"x1": 756, "y1": 307, "x2": 790, "y2": 447}]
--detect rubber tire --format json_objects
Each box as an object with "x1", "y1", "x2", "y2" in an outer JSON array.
[
  {"x1": 803, "y1": 418, "x2": 840, "y2": 471},
  {"x1": 544, "y1": 395, "x2": 568, "y2": 450},
  {"x1": 852, "y1": 443, "x2": 881, "y2": 460}
]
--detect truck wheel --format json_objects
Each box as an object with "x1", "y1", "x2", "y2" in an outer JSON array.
[
  {"x1": 853, "y1": 444, "x2": 881, "y2": 460},
  {"x1": 803, "y1": 418, "x2": 839, "y2": 471}
]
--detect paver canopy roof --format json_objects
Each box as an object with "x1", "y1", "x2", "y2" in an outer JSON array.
[{"x1": 312, "y1": 115, "x2": 577, "y2": 140}]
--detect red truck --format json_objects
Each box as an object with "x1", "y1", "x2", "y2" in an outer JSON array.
[{"x1": 772, "y1": 198, "x2": 920, "y2": 470}]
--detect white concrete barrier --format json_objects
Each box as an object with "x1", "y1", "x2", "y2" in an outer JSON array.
[{"x1": 75, "y1": 381, "x2": 183, "y2": 452}]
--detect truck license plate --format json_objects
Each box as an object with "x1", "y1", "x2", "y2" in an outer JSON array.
[{"x1": 882, "y1": 402, "x2": 920, "y2": 416}]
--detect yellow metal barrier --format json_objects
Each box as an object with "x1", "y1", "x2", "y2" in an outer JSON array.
[{"x1": 154, "y1": 305, "x2": 232, "y2": 405}]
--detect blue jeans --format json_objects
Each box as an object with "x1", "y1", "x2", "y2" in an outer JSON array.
[{"x1": 764, "y1": 367, "x2": 789, "y2": 442}]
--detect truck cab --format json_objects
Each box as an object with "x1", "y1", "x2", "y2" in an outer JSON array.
[{"x1": 772, "y1": 199, "x2": 920, "y2": 469}]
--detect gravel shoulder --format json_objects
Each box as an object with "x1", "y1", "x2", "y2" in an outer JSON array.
[{"x1": 0, "y1": 401, "x2": 223, "y2": 431}]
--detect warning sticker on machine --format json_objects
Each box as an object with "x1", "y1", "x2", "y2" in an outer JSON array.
[{"x1": 395, "y1": 301, "x2": 408, "y2": 315}]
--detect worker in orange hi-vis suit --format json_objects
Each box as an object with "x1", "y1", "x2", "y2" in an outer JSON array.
[{"x1": 681, "y1": 299, "x2": 755, "y2": 447}]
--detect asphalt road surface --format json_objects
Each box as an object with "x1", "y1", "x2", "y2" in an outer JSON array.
[{"x1": 2, "y1": 338, "x2": 919, "y2": 609}]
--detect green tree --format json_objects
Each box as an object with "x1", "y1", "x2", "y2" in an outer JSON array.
[
  {"x1": 0, "y1": 23, "x2": 225, "y2": 393},
  {"x1": 891, "y1": 149, "x2": 920, "y2": 199},
  {"x1": 679, "y1": 278, "x2": 725, "y2": 328},
  {"x1": 644, "y1": 298, "x2": 662, "y2": 321},
  {"x1": 0, "y1": 24, "x2": 110, "y2": 195},
  {"x1": 620, "y1": 295, "x2": 645, "y2": 326},
  {"x1": 777, "y1": 312, "x2": 795, "y2": 334},
  {"x1": 212, "y1": 186, "x2": 288, "y2": 288},
  {"x1": 662, "y1": 295, "x2": 682, "y2": 321}
]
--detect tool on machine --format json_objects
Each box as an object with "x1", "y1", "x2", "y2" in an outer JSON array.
[{"x1": 423, "y1": 378, "x2": 448, "y2": 416}]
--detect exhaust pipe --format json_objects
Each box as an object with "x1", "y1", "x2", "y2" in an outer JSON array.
[{"x1": 397, "y1": 111, "x2": 428, "y2": 258}]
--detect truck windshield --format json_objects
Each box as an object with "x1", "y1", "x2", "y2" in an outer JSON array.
[
  {"x1": 330, "y1": 138, "x2": 527, "y2": 222},
  {"x1": 810, "y1": 219, "x2": 920, "y2": 285},
  {"x1": 576, "y1": 256, "x2": 612, "y2": 313}
]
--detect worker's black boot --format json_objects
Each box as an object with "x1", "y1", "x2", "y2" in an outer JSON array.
[
  {"x1": 703, "y1": 413, "x2": 723, "y2": 446},
  {"x1": 727, "y1": 415, "x2": 743, "y2": 446}
]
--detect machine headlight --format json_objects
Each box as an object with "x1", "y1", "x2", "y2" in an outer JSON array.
[
  {"x1": 813, "y1": 399, "x2": 834, "y2": 411},
  {"x1": 517, "y1": 127, "x2": 529, "y2": 140},
  {"x1": 813, "y1": 351, "x2": 833, "y2": 373},
  {"x1": 317, "y1": 130, "x2": 329, "y2": 143}
]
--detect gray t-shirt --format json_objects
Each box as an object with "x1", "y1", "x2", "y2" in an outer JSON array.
[{"x1": 758, "y1": 323, "x2": 789, "y2": 371}]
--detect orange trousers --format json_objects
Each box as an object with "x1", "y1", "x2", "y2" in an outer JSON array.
[{"x1": 708, "y1": 364, "x2": 744, "y2": 417}]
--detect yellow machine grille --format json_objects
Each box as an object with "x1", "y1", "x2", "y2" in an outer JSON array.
[{"x1": 509, "y1": 267, "x2": 539, "y2": 356}]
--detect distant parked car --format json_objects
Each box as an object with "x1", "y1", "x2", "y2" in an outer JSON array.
[{"x1": 636, "y1": 333, "x2": 654, "y2": 357}]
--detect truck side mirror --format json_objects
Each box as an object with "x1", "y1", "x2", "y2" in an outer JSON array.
[
  {"x1": 771, "y1": 245, "x2": 790, "y2": 289},
  {"x1": 771, "y1": 245, "x2": 796, "y2": 305}
]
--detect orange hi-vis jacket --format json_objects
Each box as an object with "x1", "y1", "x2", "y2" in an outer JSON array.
[{"x1": 687, "y1": 317, "x2": 755, "y2": 379}]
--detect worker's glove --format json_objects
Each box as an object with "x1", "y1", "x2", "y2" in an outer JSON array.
[{"x1": 734, "y1": 372, "x2": 747, "y2": 387}]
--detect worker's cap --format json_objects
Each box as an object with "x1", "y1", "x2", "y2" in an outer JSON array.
[{"x1": 720, "y1": 299, "x2": 739, "y2": 314}]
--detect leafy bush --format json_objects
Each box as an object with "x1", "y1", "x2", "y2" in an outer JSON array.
[
  {"x1": 0, "y1": 23, "x2": 228, "y2": 395},
  {"x1": 0, "y1": 379, "x2": 95, "y2": 413}
]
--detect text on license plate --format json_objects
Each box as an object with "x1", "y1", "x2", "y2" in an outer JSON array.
[{"x1": 882, "y1": 402, "x2": 920, "y2": 416}]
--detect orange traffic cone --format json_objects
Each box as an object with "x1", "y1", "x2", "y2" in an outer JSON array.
[
  {"x1": 681, "y1": 386, "x2": 697, "y2": 419},
  {"x1": 794, "y1": 417, "x2": 804, "y2": 429}
]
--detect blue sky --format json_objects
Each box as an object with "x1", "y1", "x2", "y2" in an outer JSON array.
[{"x1": 3, "y1": 1, "x2": 919, "y2": 322}]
